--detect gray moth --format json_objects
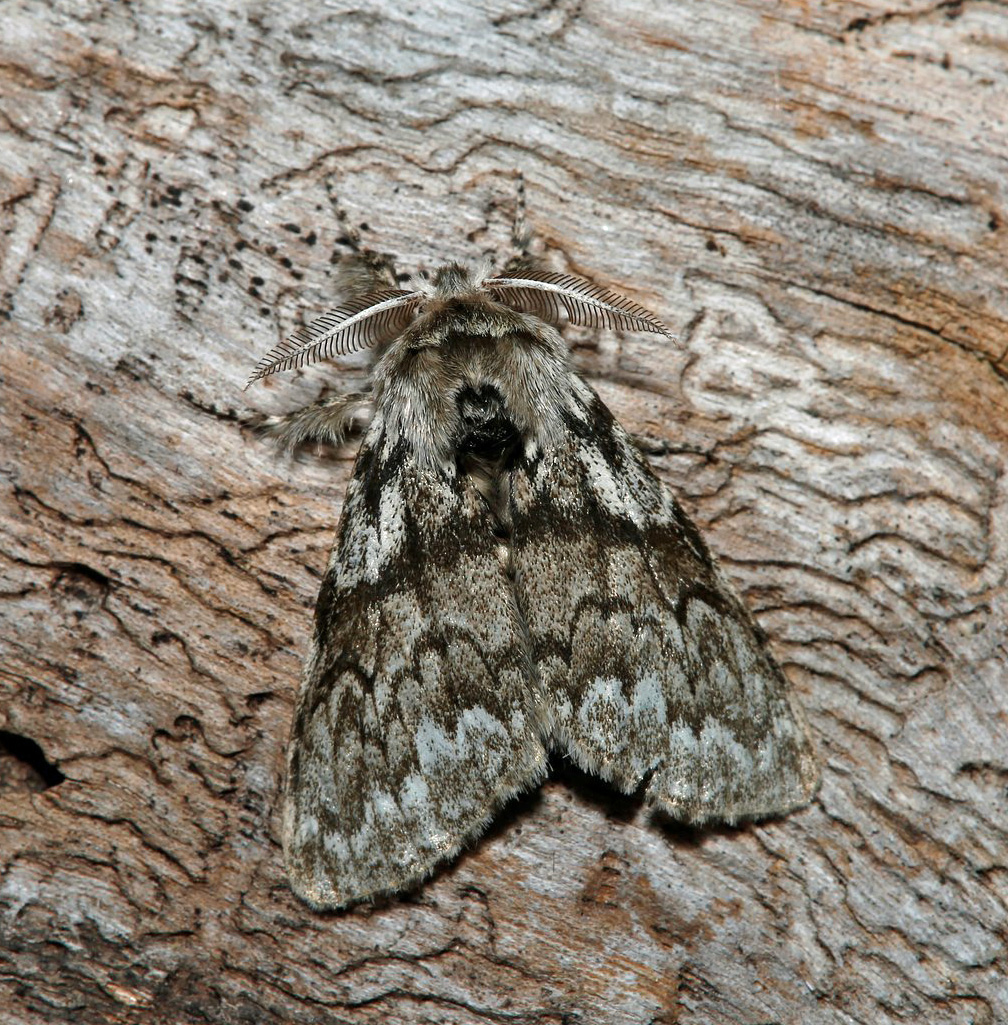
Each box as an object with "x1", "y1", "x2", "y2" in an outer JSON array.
[{"x1": 248, "y1": 249, "x2": 820, "y2": 911}]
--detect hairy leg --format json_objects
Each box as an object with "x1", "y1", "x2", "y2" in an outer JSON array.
[{"x1": 253, "y1": 392, "x2": 374, "y2": 454}]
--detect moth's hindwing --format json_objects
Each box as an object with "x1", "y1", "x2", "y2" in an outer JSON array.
[
  {"x1": 510, "y1": 377, "x2": 820, "y2": 824},
  {"x1": 282, "y1": 418, "x2": 549, "y2": 909}
]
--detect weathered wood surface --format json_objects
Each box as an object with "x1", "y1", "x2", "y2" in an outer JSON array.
[{"x1": 2, "y1": 1, "x2": 1006, "y2": 1022}]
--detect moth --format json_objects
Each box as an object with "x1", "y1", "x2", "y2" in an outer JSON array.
[{"x1": 248, "y1": 250, "x2": 820, "y2": 910}]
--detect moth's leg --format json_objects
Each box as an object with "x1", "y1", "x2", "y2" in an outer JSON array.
[
  {"x1": 510, "y1": 171, "x2": 532, "y2": 262},
  {"x1": 499, "y1": 171, "x2": 536, "y2": 274},
  {"x1": 324, "y1": 181, "x2": 402, "y2": 288},
  {"x1": 252, "y1": 391, "x2": 375, "y2": 454}
]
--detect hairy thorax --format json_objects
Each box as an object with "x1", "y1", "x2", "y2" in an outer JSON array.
[
  {"x1": 456, "y1": 382, "x2": 521, "y2": 542},
  {"x1": 375, "y1": 320, "x2": 573, "y2": 471}
]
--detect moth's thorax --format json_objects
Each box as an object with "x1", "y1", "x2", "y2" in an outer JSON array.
[{"x1": 374, "y1": 297, "x2": 573, "y2": 467}]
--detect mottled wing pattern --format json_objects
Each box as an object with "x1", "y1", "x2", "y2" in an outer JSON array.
[
  {"x1": 509, "y1": 376, "x2": 819, "y2": 824},
  {"x1": 283, "y1": 416, "x2": 548, "y2": 909}
]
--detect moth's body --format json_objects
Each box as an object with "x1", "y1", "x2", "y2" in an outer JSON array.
[{"x1": 253, "y1": 259, "x2": 819, "y2": 910}]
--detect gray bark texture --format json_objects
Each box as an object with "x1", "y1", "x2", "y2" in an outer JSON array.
[{"x1": 2, "y1": 1, "x2": 1006, "y2": 1023}]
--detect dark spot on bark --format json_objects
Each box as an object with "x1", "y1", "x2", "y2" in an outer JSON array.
[
  {"x1": 0, "y1": 731, "x2": 65, "y2": 792},
  {"x1": 52, "y1": 562, "x2": 112, "y2": 601},
  {"x1": 173, "y1": 715, "x2": 201, "y2": 740}
]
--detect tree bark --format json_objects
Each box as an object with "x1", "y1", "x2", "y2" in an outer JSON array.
[{"x1": 2, "y1": 2, "x2": 1006, "y2": 1023}]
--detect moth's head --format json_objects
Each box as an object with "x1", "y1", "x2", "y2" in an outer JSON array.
[
  {"x1": 245, "y1": 258, "x2": 674, "y2": 389},
  {"x1": 396, "y1": 261, "x2": 515, "y2": 347},
  {"x1": 427, "y1": 261, "x2": 480, "y2": 296}
]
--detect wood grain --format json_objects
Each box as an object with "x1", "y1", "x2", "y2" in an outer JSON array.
[{"x1": 2, "y1": 1, "x2": 1006, "y2": 1022}]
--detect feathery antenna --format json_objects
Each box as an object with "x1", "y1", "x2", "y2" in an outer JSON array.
[
  {"x1": 485, "y1": 270, "x2": 673, "y2": 338},
  {"x1": 245, "y1": 290, "x2": 420, "y2": 388}
]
